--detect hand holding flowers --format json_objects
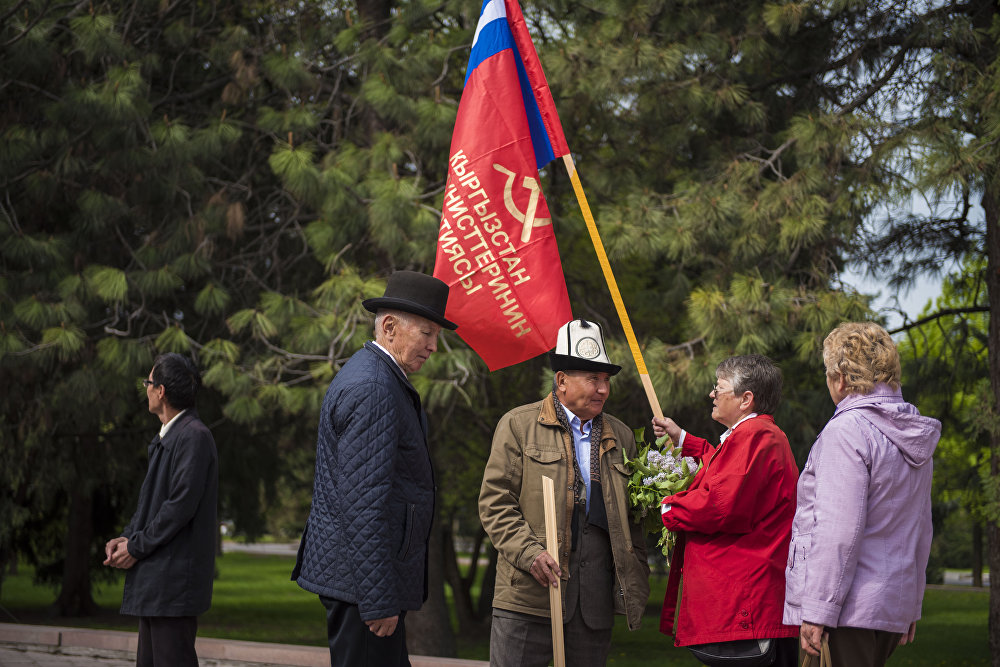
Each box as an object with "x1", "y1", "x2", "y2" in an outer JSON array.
[{"x1": 624, "y1": 429, "x2": 699, "y2": 557}]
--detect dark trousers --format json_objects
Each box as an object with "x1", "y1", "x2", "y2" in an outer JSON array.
[
  {"x1": 321, "y1": 596, "x2": 410, "y2": 667},
  {"x1": 136, "y1": 616, "x2": 198, "y2": 667},
  {"x1": 824, "y1": 626, "x2": 901, "y2": 667},
  {"x1": 773, "y1": 636, "x2": 798, "y2": 667},
  {"x1": 489, "y1": 606, "x2": 613, "y2": 667}
]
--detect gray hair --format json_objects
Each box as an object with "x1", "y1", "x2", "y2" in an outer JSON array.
[
  {"x1": 716, "y1": 354, "x2": 782, "y2": 415},
  {"x1": 374, "y1": 309, "x2": 420, "y2": 339}
]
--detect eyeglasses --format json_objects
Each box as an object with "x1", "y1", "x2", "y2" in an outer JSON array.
[
  {"x1": 710, "y1": 385, "x2": 734, "y2": 396},
  {"x1": 142, "y1": 379, "x2": 156, "y2": 387}
]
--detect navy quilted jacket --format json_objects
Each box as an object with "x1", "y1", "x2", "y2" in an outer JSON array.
[{"x1": 293, "y1": 342, "x2": 435, "y2": 620}]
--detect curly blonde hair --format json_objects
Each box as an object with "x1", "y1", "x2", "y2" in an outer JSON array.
[{"x1": 822, "y1": 322, "x2": 901, "y2": 394}]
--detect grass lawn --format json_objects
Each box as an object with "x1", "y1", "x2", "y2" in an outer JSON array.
[{"x1": 0, "y1": 553, "x2": 989, "y2": 666}]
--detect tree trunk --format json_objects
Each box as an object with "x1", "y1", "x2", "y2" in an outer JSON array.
[
  {"x1": 982, "y1": 185, "x2": 1000, "y2": 665},
  {"x1": 407, "y1": 515, "x2": 456, "y2": 658},
  {"x1": 477, "y1": 545, "x2": 498, "y2": 621},
  {"x1": 974, "y1": 521, "x2": 984, "y2": 588},
  {"x1": 443, "y1": 524, "x2": 480, "y2": 634},
  {"x1": 53, "y1": 486, "x2": 97, "y2": 616}
]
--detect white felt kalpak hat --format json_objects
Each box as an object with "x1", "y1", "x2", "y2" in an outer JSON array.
[{"x1": 548, "y1": 319, "x2": 621, "y2": 376}]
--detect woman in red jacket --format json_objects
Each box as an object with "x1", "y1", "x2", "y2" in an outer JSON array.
[{"x1": 652, "y1": 354, "x2": 799, "y2": 667}]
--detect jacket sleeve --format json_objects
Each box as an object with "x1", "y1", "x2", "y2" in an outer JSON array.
[
  {"x1": 479, "y1": 412, "x2": 546, "y2": 573},
  {"x1": 681, "y1": 433, "x2": 716, "y2": 461},
  {"x1": 661, "y1": 427, "x2": 779, "y2": 535},
  {"x1": 800, "y1": 418, "x2": 870, "y2": 627},
  {"x1": 333, "y1": 381, "x2": 402, "y2": 620},
  {"x1": 126, "y1": 429, "x2": 213, "y2": 559}
]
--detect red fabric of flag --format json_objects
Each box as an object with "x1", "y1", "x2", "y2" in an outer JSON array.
[{"x1": 433, "y1": 0, "x2": 572, "y2": 371}]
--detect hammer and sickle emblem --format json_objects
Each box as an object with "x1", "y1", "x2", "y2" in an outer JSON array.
[{"x1": 493, "y1": 163, "x2": 552, "y2": 243}]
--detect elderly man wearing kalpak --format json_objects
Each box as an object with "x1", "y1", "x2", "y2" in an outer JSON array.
[
  {"x1": 293, "y1": 271, "x2": 456, "y2": 667},
  {"x1": 784, "y1": 322, "x2": 940, "y2": 667},
  {"x1": 479, "y1": 319, "x2": 650, "y2": 667}
]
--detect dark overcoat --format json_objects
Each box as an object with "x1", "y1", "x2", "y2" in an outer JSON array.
[
  {"x1": 120, "y1": 410, "x2": 218, "y2": 617},
  {"x1": 293, "y1": 342, "x2": 435, "y2": 621}
]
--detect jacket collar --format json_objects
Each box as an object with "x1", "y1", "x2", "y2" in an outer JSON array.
[
  {"x1": 538, "y1": 393, "x2": 619, "y2": 452},
  {"x1": 364, "y1": 341, "x2": 419, "y2": 398},
  {"x1": 155, "y1": 409, "x2": 198, "y2": 450}
]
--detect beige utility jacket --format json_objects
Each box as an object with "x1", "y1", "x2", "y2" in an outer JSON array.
[{"x1": 479, "y1": 393, "x2": 651, "y2": 630}]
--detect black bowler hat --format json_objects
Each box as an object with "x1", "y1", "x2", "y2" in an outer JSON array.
[{"x1": 362, "y1": 271, "x2": 458, "y2": 330}]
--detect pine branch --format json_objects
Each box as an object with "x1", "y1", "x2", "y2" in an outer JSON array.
[{"x1": 888, "y1": 306, "x2": 989, "y2": 334}]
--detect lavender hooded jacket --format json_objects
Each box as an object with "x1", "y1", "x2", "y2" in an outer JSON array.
[{"x1": 783, "y1": 385, "x2": 941, "y2": 633}]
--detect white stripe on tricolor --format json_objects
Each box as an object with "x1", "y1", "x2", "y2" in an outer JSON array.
[{"x1": 472, "y1": 0, "x2": 506, "y2": 48}]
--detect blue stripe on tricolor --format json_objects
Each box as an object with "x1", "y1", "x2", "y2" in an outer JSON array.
[{"x1": 465, "y1": 0, "x2": 556, "y2": 168}]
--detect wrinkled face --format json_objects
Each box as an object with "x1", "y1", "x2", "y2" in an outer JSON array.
[
  {"x1": 384, "y1": 314, "x2": 442, "y2": 374},
  {"x1": 557, "y1": 370, "x2": 611, "y2": 422},
  {"x1": 710, "y1": 375, "x2": 747, "y2": 428}
]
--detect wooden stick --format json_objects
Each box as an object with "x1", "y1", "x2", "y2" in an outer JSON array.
[
  {"x1": 562, "y1": 154, "x2": 663, "y2": 419},
  {"x1": 541, "y1": 476, "x2": 565, "y2": 667}
]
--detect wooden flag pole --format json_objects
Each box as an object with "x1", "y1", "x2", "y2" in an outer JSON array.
[
  {"x1": 541, "y1": 476, "x2": 565, "y2": 667},
  {"x1": 562, "y1": 154, "x2": 664, "y2": 419}
]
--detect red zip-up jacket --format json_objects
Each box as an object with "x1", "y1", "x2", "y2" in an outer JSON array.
[{"x1": 660, "y1": 414, "x2": 799, "y2": 645}]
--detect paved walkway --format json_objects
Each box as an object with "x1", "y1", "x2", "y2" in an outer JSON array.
[
  {"x1": 0, "y1": 646, "x2": 134, "y2": 666},
  {"x1": 0, "y1": 623, "x2": 487, "y2": 667}
]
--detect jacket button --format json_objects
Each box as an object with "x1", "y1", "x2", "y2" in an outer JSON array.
[
  {"x1": 740, "y1": 621, "x2": 749, "y2": 629},
  {"x1": 741, "y1": 610, "x2": 748, "y2": 617}
]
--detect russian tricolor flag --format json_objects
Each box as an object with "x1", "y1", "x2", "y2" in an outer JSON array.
[{"x1": 433, "y1": 0, "x2": 573, "y2": 371}]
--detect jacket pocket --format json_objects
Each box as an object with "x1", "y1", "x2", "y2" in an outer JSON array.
[
  {"x1": 397, "y1": 503, "x2": 416, "y2": 560},
  {"x1": 525, "y1": 444, "x2": 562, "y2": 464},
  {"x1": 784, "y1": 533, "x2": 809, "y2": 608}
]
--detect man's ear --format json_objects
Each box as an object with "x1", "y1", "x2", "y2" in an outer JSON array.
[
  {"x1": 378, "y1": 313, "x2": 397, "y2": 340},
  {"x1": 554, "y1": 371, "x2": 566, "y2": 392}
]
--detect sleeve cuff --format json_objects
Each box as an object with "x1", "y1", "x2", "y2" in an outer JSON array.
[
  {"x1": 517, "y1": 543, "x2": 547, "y2": 572},
  {"x1": 678, "y1": 430, "x2": 686, "y2": 446},
  {"x1": 801, "y1": 598, "x2": 843, "y2": 628}
]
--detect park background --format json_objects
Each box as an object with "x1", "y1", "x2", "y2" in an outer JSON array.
[{"x1": 0, "y1": 0, "x2": 995, "y2": 663}]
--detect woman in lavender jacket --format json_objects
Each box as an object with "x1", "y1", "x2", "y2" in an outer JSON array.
[{"x1": 783, "y1": 322, "x2": 941, "y2": 666}]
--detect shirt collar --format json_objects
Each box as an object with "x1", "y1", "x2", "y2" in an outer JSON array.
[
  {"x1": 372, "y1": 340, "x2": 407, "y2": 376},
  {"x1": 558, "y1": 401, "x2": 592, "y2": 436},
  {"x1": 719, "y1": 412, "x2": 758, "y2": 444},
  {"x1": 159, "y1": 408, "x2": 188, "y2": 439}
]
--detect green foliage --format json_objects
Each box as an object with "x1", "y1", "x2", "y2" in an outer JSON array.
[
  {"x1": 624, "y1": 429, "x2": 698, "y2": 556},
  {"x1": 3, "y1": 0, "x2": 993, "y2": 645}
]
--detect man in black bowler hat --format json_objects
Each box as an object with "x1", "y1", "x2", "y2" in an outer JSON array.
[{"x1": 293, "y1": 270, "x2": 456, "y2": 666}]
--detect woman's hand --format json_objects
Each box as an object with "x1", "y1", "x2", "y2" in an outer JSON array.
[
  {"x1": 800, "y1": 622, "x2": 826, "y2": 656},
  {"x1": 899, "y1": 621, "x2": 916, "y2": 645},
  {"x1": 651, "y1": 416, "x2": 682, "y2": 444}
]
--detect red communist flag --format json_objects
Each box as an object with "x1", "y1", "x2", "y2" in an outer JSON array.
[{"x1": 432, "y1": 0, "x2": 572, "y2": 371}]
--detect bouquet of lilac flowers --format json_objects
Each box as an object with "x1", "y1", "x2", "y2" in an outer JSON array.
[{"x1": 624, "y1": 428, "x2": 699, "y2": 557}]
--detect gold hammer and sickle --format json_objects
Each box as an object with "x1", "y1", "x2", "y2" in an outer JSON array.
[{"x1": 493, "y1": 163, "x2": 552, "y2": 243}]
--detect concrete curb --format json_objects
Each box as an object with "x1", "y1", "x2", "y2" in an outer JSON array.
[{"x1": 0, "y1": 623, "x2": 487, "y2": 667}]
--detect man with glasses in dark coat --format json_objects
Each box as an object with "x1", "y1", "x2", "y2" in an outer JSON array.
[{"x1": 104, "y1": 352, "x2": 218, "y2": 667}]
